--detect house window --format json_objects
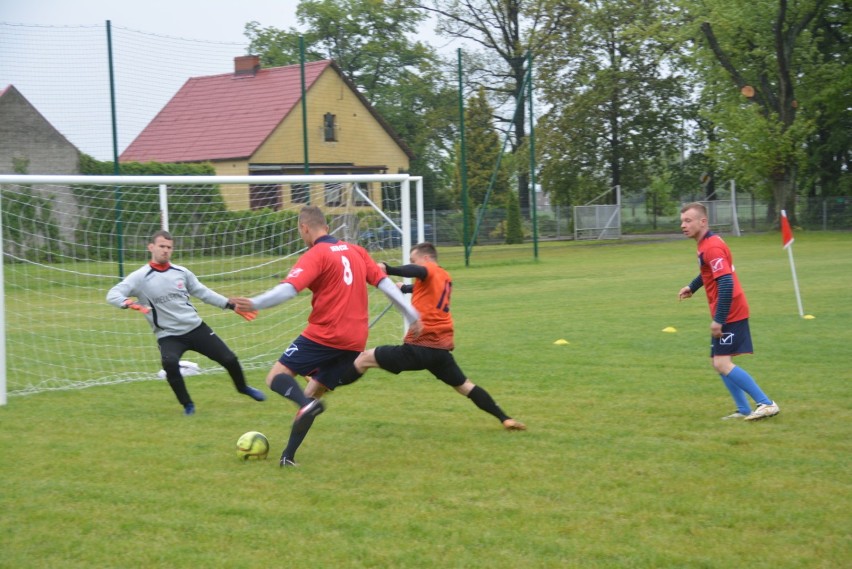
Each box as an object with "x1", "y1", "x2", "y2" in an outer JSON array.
[
  {"x1": 352, "y1": 182, "x2": 370, "y2": 206},
  {"x1": 323, "y1": 113, "x2": 337, "y2": 142},
  {"x1": 249, "y1": 184, "x2": 281, "y2": 211},
  {"x1": 290, "y1": 183, "x2": 310, "y2": 204},
  {"x1": 324, "y1": 183, "x2": 343, "y2": 206}
]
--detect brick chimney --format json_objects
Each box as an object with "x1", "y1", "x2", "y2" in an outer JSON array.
[{"x1": 234, "y1": 55, "x2": 260, "y2": 77}]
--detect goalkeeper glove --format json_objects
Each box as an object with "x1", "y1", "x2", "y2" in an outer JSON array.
[
  {"x1": 226, "y1": 302, "x2": 258, "y2": 322},
  {"x1": 122, "y1": 298, "x2": 150, "y2": 314}
]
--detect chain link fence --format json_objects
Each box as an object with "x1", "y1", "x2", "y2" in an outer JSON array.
[{"x1": 420, "y1": 195, "x2": 852, "y2": 246}]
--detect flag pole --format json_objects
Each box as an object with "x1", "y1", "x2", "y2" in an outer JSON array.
[
  {"x1": 786, "y1": 243, "x2": 804, "y2": 318},
  {"x1": 781, "y1": 210, "x2": 804, "y2": 318}
]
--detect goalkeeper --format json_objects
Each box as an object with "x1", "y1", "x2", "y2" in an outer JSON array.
[{"x1": 106, "y1": 230, "x2": 266, "y2": 415}]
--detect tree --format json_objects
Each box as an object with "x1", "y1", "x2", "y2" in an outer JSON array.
[
  {"x1": 505, "y1": 191, "x2": 525, "y2": 243},
  {"x1": 535, "y1": 0, "x2": 686, "y2": 207},
  {"x1": 418, "y1": 0, "x2": 574, "y2": 214},
  {"x1": 454, "y1": 87, "x2": 511, "y2": 208},
  {"x1": 798, "y1": 1, "x2": 852, "y2": 198},
  {"x1": 687, "y1": 0, "x2": 831, "y2": 224}
]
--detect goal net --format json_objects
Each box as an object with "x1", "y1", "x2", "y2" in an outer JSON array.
[{"x1": 0, "y1": 174, "x2": 425, "y2": 403}]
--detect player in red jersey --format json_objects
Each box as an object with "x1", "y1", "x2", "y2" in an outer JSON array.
[
  {"x1": 678, "y1": 203, "x2": 779, "y2": 421},
  {"x1": 344, "y1": 242, "x2": 525, "y2": 430},
  {"x1": 232, "y1": 206, "x2": 420, "y2": 466}
]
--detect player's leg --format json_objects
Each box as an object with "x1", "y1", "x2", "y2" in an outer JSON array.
[
  {"x1": 280, "y1": 348, "x2": 363, "y2": 466},
  {"x1": 266, "y1": 361, "x2": 310, "y2": 407},
  {"x1": 331, "y1": 347, "x2": 384, "y2": 389},
  {"x1": 428, "y1": 350, "x2": 526, "y2": 430},
  {"x1": 713, "y1": 355, "x2": 752, "y2": 417},
  {"x1": 157, "y1": 335, "x2": 194, "y2": 414},
  {"x1": 187, "y1": 322, "x2": 265, "y2": 401},
  {"x1": 304, "y1": 378, "x2": 330, "y2": 399},
  {"x1": 711, "y1": 320, "x2": 778, "y2": 420}
]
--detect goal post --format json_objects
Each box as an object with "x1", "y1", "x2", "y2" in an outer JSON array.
[{"x1": 0, "y1": 173, "x2": 424, "y2": 404}]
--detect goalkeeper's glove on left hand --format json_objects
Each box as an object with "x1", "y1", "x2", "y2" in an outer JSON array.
[{"x1": 122, "y1": 298, "x2": 150, "y2": 314}]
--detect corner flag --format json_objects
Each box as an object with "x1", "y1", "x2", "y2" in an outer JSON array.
[
  {"x1": 781, "y1": 209, "x2": 794, "y2": 248},
  {"x1": 780, "y1": 209, "x2": 806, "y2": 318}
]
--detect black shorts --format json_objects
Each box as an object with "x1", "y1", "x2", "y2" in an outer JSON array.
[{"x1": 374, "y1": 344, "x2": 466, "y2": 387}]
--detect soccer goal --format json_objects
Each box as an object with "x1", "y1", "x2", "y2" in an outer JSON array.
[
  {"x1": 0, "y1": 173, "x2": 426, "y2": 404},
  {"x1": 698, "y1": 180, "x2": 742, "y2": 237},
  {"x1": 574, "y1": 185, "x2": 622, "y2": 240}
]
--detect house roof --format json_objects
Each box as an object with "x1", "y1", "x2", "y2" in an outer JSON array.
[
  {"x1": 121, "y1": 60, "x2": 332, "y2": 163},
  {"x1": 120, "y1": 59, "x2": 413, "y2": 164},
  {"x1": 0, "y1": 84, "x2": 80, "y2": 154}
]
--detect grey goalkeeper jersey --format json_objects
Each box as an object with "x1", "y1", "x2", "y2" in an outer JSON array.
[{"x1": 106, "y1": 262, "x2": 229, "y2": 339}]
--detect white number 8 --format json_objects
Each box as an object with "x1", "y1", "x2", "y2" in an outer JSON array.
[{"x1": 341, "y1": 255, "x2": 353, "y2": 285}]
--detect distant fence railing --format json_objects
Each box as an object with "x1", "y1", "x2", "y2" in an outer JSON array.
[{"x1": 420, "y1": 195, "x2": 851, "y2": 246}]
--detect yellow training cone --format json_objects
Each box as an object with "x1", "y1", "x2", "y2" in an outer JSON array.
[
  {"x1": 553, "y1": 339, "x2": 570, "y2": 345},
  {"x1": 662, "y1": 326, "x2": 677, "y2": 333},
  {"x1": 803, "y1": 314, "x2": 815, "y2": 319}
]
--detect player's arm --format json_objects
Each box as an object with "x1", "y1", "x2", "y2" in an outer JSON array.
[
  {"x1": 713, "y1": 274, "x2": 733, "y2": 325},
  {"x1": 232, "y1": 282, "x2": 299, "y2": 312},
  {"x1": 678, "y1": 275, "x2": 703, "y2": 300},
  {"x1": 106, "y1": 272, "x2": 148, "y2": 312},
  {"x1": 381, "y1": 263, "x2": 427, "y2": 280},
  {"x1": 377, "y1": 277, "x2": 419, "y2": 326},
  {"x1": 183, "y1": 270, "x2": 258, "y2": 321}
]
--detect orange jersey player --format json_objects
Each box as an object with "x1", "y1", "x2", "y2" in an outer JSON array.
[{"x1": 345, "y1": 242, "x2": 526, "y2": 431}]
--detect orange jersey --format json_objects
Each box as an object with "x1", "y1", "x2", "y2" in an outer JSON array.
[{"x1": 405, "y1": 261, "x2": 455, "y2": 350}]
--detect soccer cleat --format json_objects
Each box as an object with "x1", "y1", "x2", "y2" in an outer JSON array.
[
  {"x1": 294, "y1": 398, "x2": 325, "y2": 424},
  {"x1": 721, "y1": 411, "x2": 748, "y2": 420},
  {"x1": 240, "y1": 386, "x2": 266, "y2": 401},
  {"x1": 184, "y1": 403, "x2": 196, "y2": 416},
  {"x1": 279, "y1": 456, "x2": 298, "y2": 468},
  {"x1": 744, "y1": 401, "x2": 780, "y2": 421},
  {"x1": 502, "y1": 418, "x2": 527, "y2": 431}
]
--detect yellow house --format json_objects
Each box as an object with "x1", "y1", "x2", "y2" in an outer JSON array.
[{"x1": 120, "y1": 57, "x2": 413, "y2": 211}]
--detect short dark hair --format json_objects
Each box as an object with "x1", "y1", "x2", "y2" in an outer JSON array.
[
  {"x1": 150, "y1": 229, "x2": 174, "y2": 243},
  {"x1": 299, "y1": 206, "x2": 327, "y2": 228},
  {"x1": 411, "y1": 242, "x2": 438, "y2": 260}
]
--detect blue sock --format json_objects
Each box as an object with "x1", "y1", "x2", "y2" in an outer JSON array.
[
  {"x1": 720, "y1": 373, "x2": 751, "y2": 415},
  {"x1": 725, "y1": 366, "x2": 772, "y2": 406}
]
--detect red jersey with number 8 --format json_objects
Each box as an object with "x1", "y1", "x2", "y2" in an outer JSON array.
[
  {"x1": 406, "y1": 260, "x2": 455, "y2": 350},
  {"x1": 284, "y1": 236, "x2": 385, "y2": 351}
]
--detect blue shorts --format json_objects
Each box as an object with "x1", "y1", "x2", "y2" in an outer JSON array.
[
  {"x1": 278, "y1": 335, "x2": 360, "y2": 390},
  {"x1": 710, "y1": 318, "x2": 754, "y2": 357}
]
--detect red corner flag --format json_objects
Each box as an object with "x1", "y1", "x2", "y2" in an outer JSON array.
[
  {"x1": 780, "y1": 209, "x2": 805, "y2": 317},
  {"x1": 781, "y1": 210, "x2": 794, "y2": 249}
]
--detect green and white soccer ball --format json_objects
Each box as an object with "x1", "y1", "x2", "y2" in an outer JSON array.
[{"x1": 236, "y1": 431, "x2": 269, "y2": 461}]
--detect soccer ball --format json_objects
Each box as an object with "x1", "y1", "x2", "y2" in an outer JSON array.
[{"x1": 236, "y1": 431, "x2": 269, "y2": 461}]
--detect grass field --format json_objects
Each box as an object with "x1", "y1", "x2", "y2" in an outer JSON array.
[{"x1": 1, "y1": 232, "x2": 850, "y2": 568}]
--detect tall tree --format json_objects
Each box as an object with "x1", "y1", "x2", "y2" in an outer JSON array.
[
  {"x1": 535, "y1": 0, "x2": 686, "y2": 206},
  {"x1": 687, "y1": 0, "x2": 831, "y2": 223},
  {"x1": 454, "y1": 86, "x2": 511, "y2": 209},
  {"x1": 418, "y1": 0, "x2": 573, "y2": 213},
  {"x1": 798, "y1": 1, "x2": 851, "y2": 198}
]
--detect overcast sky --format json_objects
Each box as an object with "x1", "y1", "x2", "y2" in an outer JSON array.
[
  {"x1": 1, "y1": 0, "x2": 301, "y2": 43},
  {"x1": 0, "y1": 0, "x2": 457, "y2": 161}
]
